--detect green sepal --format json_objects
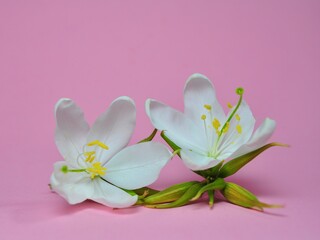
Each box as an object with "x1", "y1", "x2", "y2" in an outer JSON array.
[
  {"x1": 191, "y1": 178, "x2": 226, "y2": 201},
  {"x1": 160, "y1": 131, "x2": 181, "y2": 157},
  {"x1": 143, "y1": 181, "x2": 199, "y2": 204},
  {"x1": 138, "y1": 129, "x2": 158, "y2": 143},
  {"x1": 133, "y1": 187, "x2": 159, "y2": 197},
  {"x1": 219, "y1": 142, "x2": 289, "y2": 178},
  {"x1": 194, "y1": 161, "x2": 224, "y2": 179},
  {"x1": 221, "y1": 182, "x2": 283, "y2": 210},
  {"x1": 145, "y1": 182, "x2": 205, "y2": 209}
]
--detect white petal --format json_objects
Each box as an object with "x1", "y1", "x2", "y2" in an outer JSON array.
[
  {"x1": 50, "y1": 161, "x2": 93, "y2": 204},
  {"x1": 91, "y1": 179, "x2": 138, "y2": 208},
  {"x1": 216, "y1": 100, "x2": 255, "y2": 158},
  {"x1": 146, "y1": 99, "x2": 207, "y2": 154},
  {"x1": 87, "y1": 96, "x2": 136, "y2": 164},
  {"x1": 180, "y1": 149, "x2": 221, "y2": 171},
  {"x1": 55, "y1": 98, "x2": 89, "y2": 165},
  {"x1": 104, "y1": 142, "x2": 172, "y2": 189},
  {"x1": 228, "y1": 118, "x2": 276, "y2": 159},
  {"x1": 184, "y1": 73, "x2": 226, "y2": 126}
]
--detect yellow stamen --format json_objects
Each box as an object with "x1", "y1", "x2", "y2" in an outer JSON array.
[
  {"x1": 84, "y1": 151, "x2": 95, "y2": 162},
  {"x1": 204, "y1": 104, "x2": 212, "y2": 111},
  {"x1": 235, "y1": 114, "x2": 240, "y2": 121},
  {"x1": 201, "y1": 114, "x2": 207, "y2": 120},
  {"x1": 223, "y1": 122, "x2": 230, "y2": 133},
  {"x1": 87, "y1": 162, "x2": 107, "y2": 179},
  {"x1": 87, "y1": 140, "x2": 109, "y2": 150},
  {"x1": 212, "y1": 118, "x2": 221, "y2": 130},
  {"x1": 236, "y1": 125, "x2": 242, "y2": 134},
  {"x1": 227, "y1": 103, "x2": 233, "y2": 109}
]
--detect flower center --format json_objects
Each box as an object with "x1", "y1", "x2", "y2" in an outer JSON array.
[
  {"x1": 200, "y1": 87, "x2": 244, "y2": 158},
  {"x1": 60, "y1": 140, "x2": 109, "y2": 179}
]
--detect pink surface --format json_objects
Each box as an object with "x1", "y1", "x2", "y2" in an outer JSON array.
[{"x1": 0, "y1": 0, "x2": 319, "y2": 239}]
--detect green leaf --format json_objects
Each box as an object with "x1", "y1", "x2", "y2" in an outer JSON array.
[
  {"x1": 143, "y1": 181, "x2": 199, "y2": 204},
  {"x1": 191, "y1": 178, "x2": 226, "y2": 201},
  {"x1": 219, "y1": 142, "x2": 289, "y2": 178},
  {"x1": 145, "y1": 182, "x2": 205, "y2": 209},
  {"x1": 138, "y1": 129, "x2": 158, "y2": 143},
  {"x1": 160, "y1": 131, "x2": 181, "y2": 157}
]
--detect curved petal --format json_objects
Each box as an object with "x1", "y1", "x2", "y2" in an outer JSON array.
[
  {"x1": 104, "y1": 142, "x2": 172, "y2": 189},
  {"x1": 227, "y1": 118, "x2": 276, "y2": 159},
  {"x1": 50, "y1": 161, "x2": 93, "y2": 204},
  {"x1": 55, "y1": 98, "x2": 89, "y2": 165},
  {"x1": 184, "y1": 73, "x2": 226, "y2": 126},
  {"x1": 87, "y1": 96, "x2": 136, "y2": 164},
  {"x1": 216, "y1": 100, "x2": 255, "y2": 159},
  {"x1": 146, "y1": 99, "x2": 207, "y2": 153},
  {"x1": 91, "y1": 179, "x2": 138, "y2": 208},
  {"x1": 180, "y1": 149, "x2": 221, "y2": 171}
]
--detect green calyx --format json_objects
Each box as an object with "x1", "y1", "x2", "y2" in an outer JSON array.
[{"x1": 219, "y1": 142, "x2": 289, "y2": 178}]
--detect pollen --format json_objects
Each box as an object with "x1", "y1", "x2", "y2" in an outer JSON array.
[
  {"x1": 204, "y1": 104, "x2": 212, "y2": 111},
  {"x1": 87, "y1": 162, "x2": 107, "y2": 179},
  {"x1": 236, "y1": 125, "x2": 242, "y2": 134},
  {"x1": 201, "y1": 114, "x2": 207, "y2": 120},
  {"x1": 227, "y1": 103, "x2": 233, "y2": 109},
  {"x1": 235, "y1": 114, "x2": 240, "y2": 121},
  {"x1": 212, "y1": 118, "x2": 221, "y2": 130},
  {"x1": 87, "y1": 140, "x2": 109, "y2": 150}
]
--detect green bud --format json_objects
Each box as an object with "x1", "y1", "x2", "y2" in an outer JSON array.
[
  {"x1": 145, "y1": 182, "x2": 205, "y2": 209},
  {"x1": 221, "y1": 182, "x2": 282, "y2": 210},
  {"x1": 143, "y1": 181, "x2": 199, "y2": 204},
  {"x1": 219, "y1": 142, "x2": 289, "y2": 178}
]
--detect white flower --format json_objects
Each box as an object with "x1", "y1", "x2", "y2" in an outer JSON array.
[
  {"x1": 51, "y1": 97, "x2": 172, "y2": 208},
  {"x1": 146, "y1": 73, "x2": 276, "y2": 171}
]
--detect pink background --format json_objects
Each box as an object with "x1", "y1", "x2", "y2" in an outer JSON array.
[{"x1": 1, "y1": 0, "x2": 319, "y2": 239}]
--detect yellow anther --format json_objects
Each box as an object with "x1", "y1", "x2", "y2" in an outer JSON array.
[
  {"x1": 235, "y1": 114, "x2": 241, "y2": 121},
  {"x1": 201, "y1": 114, "x2": 207, "y2": 120},
  {"x1": 204, "y1": 104, "x2": 212, "y2": 111},
  {"x1": 87, "y1": 140, "x2": 109, "y2": 150},
  {"x1": 85, "y1": 154, "x2": 95, "y2": 163},
  {"x1": 87, "y1": 162, "x2": 107, "y2": 179},
  {"x1": 212, "y1": 118, "x2": 221, "y2": 130},
  {"x1": 236, "y1": 125, "x2": 242, "y2": 134},
  {"x1": 227, "y1": 103, "x2": 233, "y2": 109},
  {"x1": 223, "y1": 122, "x2": 230, "y2": 133}
]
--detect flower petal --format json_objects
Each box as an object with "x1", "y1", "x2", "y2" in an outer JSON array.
[
  {"x1": 91, "y1": 179, "x2": 138, "y2": 208},
  {"x1": 180, "y1": 149, "x2": 221, "y2": 171},
  {"x1": 146, "y1": 99, "x2": 207, "y2": 154},
  {"x1": 227, "y1": 118, "x2": 276, "y2": 159},
  {"x1": 104, "y1": 142, "x2": 172, "y2": 189},
  {"x1": 184, "y1": 73, "x2": 226, "y2": 126},
  {"x1": 87, "y1": 96, "x2": 136, "y2": 164},
  {"x1": 55, "y1": 99, "x2": 90, "y2": 165},
  {"x1": 50, "y1": 161, "x2": 93, "y2": 204},
  {"x1": 216, "y1": 100, "x2": 255, "y2": 159}
]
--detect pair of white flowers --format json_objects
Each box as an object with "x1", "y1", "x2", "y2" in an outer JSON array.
[{"x1": 51, "y1": 73, "x2": 276, "y2": 208}]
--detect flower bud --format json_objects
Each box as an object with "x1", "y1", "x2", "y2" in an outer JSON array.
[
  {"x1": 221, "y1": 182, "x2": 282, "y2": 210},
  {"x1": 143, "y1": 181, "x2": 199, "y2": 204}
]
